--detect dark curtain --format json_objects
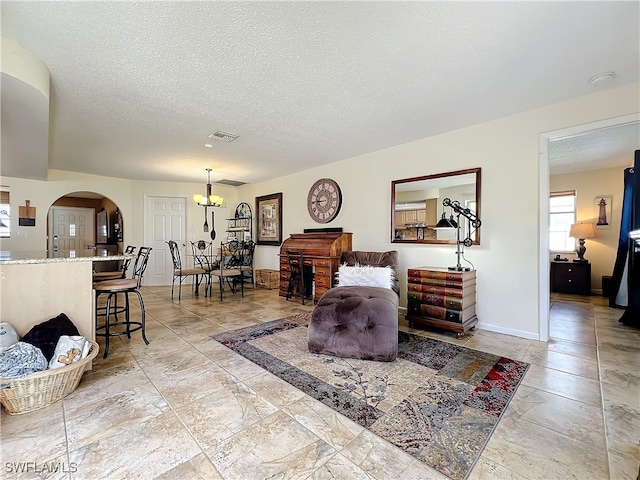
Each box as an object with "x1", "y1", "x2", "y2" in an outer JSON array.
[
  {"x1": 609, "y1": 166, "x2": 634, "y2": 307},
  {"x1": 610, "y1": 150, "x2": 640, "y2": 326}
]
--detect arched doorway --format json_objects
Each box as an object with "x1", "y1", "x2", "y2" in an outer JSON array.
[{"x1": 47, "y1": 191, "x2": 123, "y2": 256}]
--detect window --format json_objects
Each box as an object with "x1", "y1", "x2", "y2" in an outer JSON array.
[
  {"x1": 550, "y1": 191, "x2": 576, "y2": 252},
  {"x1": 0, "y1": 187, "x2": 9, "y2": 238}
]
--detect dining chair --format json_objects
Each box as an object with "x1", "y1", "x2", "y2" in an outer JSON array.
[
  {"x1": 94, "y1": 246, "x2": 152, "y2": 358},
  {"x1": 92, "y1": 245, "x2": 136, "y2": 283},
  {"x1": 167, "y1": 240, "x2": 207, "y2": 301},
  {"x1": 240, "y1": 240, "x2": 256, "y2": 289},
  {"x1": 208, "y1": 240, "x2": 245, "y2": 301},
  {"x1": 190, "y1": 239, "x2": 216, "y2": 296}
]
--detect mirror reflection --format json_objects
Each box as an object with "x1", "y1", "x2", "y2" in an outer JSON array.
[{"x1": 391, "y1": 168, "x2": 481, "y2": 244}]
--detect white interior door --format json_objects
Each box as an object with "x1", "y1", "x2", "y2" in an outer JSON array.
[
  {"x1": 145, "y1": 196, "x2": 187, "y2": 286},
  {"x1": 48, "y1": 206, "x2": 95, "y2": 251}
]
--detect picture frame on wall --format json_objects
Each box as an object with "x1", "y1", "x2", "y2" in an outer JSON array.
[
  {"x1": 595, "y1": 195, "x2": 612, "y2": 230},
  {"x1": 256, "y1": 192, "x2": 283, "y2": 245}
]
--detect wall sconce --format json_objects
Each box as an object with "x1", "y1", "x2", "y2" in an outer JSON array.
[
  {"x1": 193, "y1": 168, "x2": 224, "y2": 232},
  {"x1": 434, "y1": 197, "x2": 482, "y2": 271},
  {"x1": 569, "y1": 222, "x2": 596, "y2": 263}
]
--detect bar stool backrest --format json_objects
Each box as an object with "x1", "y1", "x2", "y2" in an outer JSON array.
[
  {"x1": 131, "y1": 246, "x2": 152, "y2": 288},
  {"x1": 119, "y1": 245, "x2": 136, "y2": 278}
]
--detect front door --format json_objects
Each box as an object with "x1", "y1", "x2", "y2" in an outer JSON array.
[
  {"x1": 48, "y1": 207, "x2": 95, "y2": 251},
  {"x1": 145, "y1": 196, "x2": 187, "y2": 286}
]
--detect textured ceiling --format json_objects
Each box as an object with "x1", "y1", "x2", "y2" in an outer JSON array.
[
  {"x1": 549, "y1": 122, "x2": 640, "y2": 176},
  {"x1": 1, "y1": 1, "x2": 639, "y2": 184}
]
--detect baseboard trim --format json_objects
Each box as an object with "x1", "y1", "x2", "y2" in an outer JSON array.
[
  {"x1": 476, "y1": 321, "x2": 540, "y2": 341},
  {"x1": 400, "y1": 306, "x2": 540, "y2": 341}
]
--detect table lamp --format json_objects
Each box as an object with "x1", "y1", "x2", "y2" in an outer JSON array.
[{"x1": 569, "y1": 222, "x2": 596, "y2": 263}]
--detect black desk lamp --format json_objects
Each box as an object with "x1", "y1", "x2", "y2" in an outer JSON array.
[{"x1": 434, "y1": 198, "x2": 482, "y2": 271}]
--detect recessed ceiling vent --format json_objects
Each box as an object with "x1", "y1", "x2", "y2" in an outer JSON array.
[
  {"x1": 216, "y1": 179, "x2": 246, "y2": 187},
  {"x1": 209, "y1": 131, "x2": 239, "y2": 142}
]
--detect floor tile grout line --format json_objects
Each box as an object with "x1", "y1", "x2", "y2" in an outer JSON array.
[{"x1": 593, "y1": 297, "x2": 614, "y2": 479}]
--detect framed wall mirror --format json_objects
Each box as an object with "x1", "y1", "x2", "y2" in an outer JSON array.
[{"x1": 391, "y1": 167, "x2": 481, "y2": 244}]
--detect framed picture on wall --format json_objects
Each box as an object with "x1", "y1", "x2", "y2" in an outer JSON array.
[
  {"x1": 256, "y1": 193, "x2": 283, "y2": 245},
  {"x1": 595, "y1": 195, "x2": 612, "y2": 230}
]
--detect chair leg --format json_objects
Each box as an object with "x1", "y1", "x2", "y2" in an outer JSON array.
[
  {"x1": 135, "y1": 290, "x2": 149, "y2": 345},
  {"x1": 205, "y1": 274, "x2": 212, "y2": 297},
  {"x1": 103, "y1": 293, "x2": 113, "y2": 359},
  {"x1": 124, "y1": 293, "x2": 131, "y2": 339},
  {"x1": 171, "y1": 277, "x2": 175, "y2": 301},
  {"x1": 286, "y1": 275, "x2": 293, "y2": 301}
]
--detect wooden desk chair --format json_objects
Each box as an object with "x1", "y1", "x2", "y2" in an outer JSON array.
[{"x1": 285, "y1": 250, "x2": 308, "y2": 305}]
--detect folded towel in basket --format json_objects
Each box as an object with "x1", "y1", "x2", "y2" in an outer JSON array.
[
  {"x1": 48, "y1": 335, "x2": 90, "y2": 369},
  {"x1": 0, "y1": 342, "x2": 47, "y2": 381}
]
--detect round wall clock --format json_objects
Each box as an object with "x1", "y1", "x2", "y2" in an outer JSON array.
[{"x1": 307, "y1": 178, "x2": 342, "y2": 223}]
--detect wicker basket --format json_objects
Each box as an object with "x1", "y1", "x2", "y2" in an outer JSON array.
[{"x1": 0, "y1": 341, "x2": 99, "y2": 415}]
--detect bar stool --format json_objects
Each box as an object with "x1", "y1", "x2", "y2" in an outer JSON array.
[
  {"x1": 94, "y1": 246, "x2": 152, "y2": 358},
  {"x1": 92, "y1": 245, "x2": 136, "y2": 283}
]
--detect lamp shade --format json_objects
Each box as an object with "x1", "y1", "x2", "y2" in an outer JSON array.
[
  {"x1": 434, "y1": 213, "x2": 457, "y2": 229},
  {"x1": 569, "y1": 222, "x2": 596, "y2": 239}
]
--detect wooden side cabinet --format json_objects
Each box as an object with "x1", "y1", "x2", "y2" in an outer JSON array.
[{"x1": 550, "y1": 261, "x2": 591, "y2": 295}]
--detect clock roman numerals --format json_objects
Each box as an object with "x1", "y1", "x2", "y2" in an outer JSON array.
[{"x1": 307, "y1": 178, "x2": 342, "y2": 224}]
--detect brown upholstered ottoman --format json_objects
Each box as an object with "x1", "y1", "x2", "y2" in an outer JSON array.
[{"x1": 308, "y1": 285, "x2": 399, "y2": 362}]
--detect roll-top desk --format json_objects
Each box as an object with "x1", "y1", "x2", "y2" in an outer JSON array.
[{"x1": 279, "y1": 232, "x2": 352, "y2": 303}]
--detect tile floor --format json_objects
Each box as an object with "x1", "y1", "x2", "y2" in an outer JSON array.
[{"x1": 1, "y1": 287, "x2": 638, "y2": 479}]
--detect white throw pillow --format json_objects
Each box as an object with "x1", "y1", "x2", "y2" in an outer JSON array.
[{"x1": 337, "y1": 264, "x2": 394, "y2": 289}]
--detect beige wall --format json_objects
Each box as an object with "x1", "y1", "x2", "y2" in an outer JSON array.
[
  {"x1": 0, "y1": 170, "x2": 238, "y2": 252},
  {"x1": 1, "y1": 82, "x2": 638, "y2": 340},
  {"x1": 551, "y1": 166, "x2": 629, "y2": 292},
  {"x1": 238, "y1": 82, "x2": 639, "y2": 339}
]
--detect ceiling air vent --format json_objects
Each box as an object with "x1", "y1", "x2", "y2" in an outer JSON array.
[
  {"x1": 216, "y1": 179, "x2": 246, "y2": 187},
  {"x1": 209, "y1": 131, "x2": 239, "y2": 142}
]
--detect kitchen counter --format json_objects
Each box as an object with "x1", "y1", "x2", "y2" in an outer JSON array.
[
  {"x1": 0, "y1": 249, "x2": 132, "y2": 342},
  {"x1": 0, "y1": 249, "x2": 131, "y2": 265}
]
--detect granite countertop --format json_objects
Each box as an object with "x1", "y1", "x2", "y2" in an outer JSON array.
[{"x1": 0, "y1": 249, "x2": 133, "y2": 265}]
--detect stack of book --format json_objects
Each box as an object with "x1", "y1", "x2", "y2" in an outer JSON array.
[{"x1": 405, "y1": 266, "x2": 478, "y2": 337}]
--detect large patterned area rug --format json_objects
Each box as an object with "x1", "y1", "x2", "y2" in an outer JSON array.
[{"x1": 212, "y1": 313, "x2": 529, "y2": 480}]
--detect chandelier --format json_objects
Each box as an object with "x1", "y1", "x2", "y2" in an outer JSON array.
[
  {"x1": 193, "y1": 168, "x2": 223, "y2": 207},
  {"x1": 193, "y1": 168, "x2": 223, "y2": 233}
]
